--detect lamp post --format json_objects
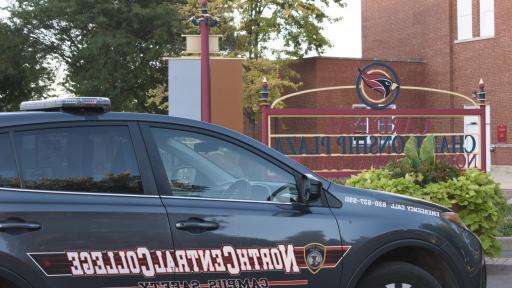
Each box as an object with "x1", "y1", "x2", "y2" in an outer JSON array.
[{"x1": 192, "y1": 0, "x2": 218, "y2": 123}]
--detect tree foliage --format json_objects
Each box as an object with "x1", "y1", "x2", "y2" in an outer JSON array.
[
  {"x1": 183, "y1": 0, "x2": 346, "y2": 114},
  {"x1": 8, "y1": 0, "x2": 184, "y2": 112},
  {"x1": 0, "y1": 21, "x2": 52, "y2": 111},
  {"x1": 4, "y1": 0, "x2": 345, "y2": 114},
  {"x1": 235, "y1": 0, "x2": 346, "y2": 60}
]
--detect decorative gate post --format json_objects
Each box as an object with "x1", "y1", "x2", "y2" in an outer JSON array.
[
  {"x1": 260, "y1": 78, "x2": 270, "y2": 145},
  {"x1": 478, "y1": 79, "x2": 487, "y2": 172}
]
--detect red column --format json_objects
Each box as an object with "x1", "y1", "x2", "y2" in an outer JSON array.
[
  {"x1": 478, "y1": 79, "x2": 487, "y2": 172},
  {"x1": 200, "y1": 0, "x2": 211, "y2": 123},
  {"x1": 260, "y1": 78, "x2": 270, "y2": 145},
  {"x1": 480, "y1": 103, "x2": 487, "y2": 172},
  {"x1": 261, "y1": 104, "x2": 270, "y2": 145}
]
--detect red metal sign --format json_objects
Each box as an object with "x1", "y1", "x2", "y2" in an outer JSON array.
[{"x1": 498, "y1": 125, "x2": 507, "y2": 143}]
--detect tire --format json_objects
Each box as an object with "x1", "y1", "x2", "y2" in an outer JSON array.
[
  {"x1": 357, "y1": 261, "x2": 442, "y2": 288},
  {"x1": 0, "y1": 282, "x2": 17, "y2": 288}
]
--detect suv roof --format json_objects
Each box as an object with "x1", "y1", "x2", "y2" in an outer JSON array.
[{"x1": 0, "y1": 111, "x2": 193, "y2": 128}]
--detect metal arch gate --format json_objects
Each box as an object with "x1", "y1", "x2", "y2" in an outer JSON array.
[{"x1": 259, "y1": 84, "x2": 487, "y2": 179}]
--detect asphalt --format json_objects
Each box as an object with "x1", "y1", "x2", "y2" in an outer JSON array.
[{"x1": 488, "y1": 270, "x2": 510, "y2": 288}]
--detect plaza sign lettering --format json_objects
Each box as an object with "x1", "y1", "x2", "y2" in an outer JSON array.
[
  {"x1": 274, "y1": 135, "x2": 477, "y2": 156},
  {"x1": 271, "y1": 118, "x2": 480, "y2": 174}
]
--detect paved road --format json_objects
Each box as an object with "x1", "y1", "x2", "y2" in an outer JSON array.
[{"x1": 488, "y1": 269, "x2": 511, "y2": 287}]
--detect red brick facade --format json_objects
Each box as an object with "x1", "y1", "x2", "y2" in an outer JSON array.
[
  {"x1": 280, "y1": 0, "x2": 510, "y2": 167},
  {"x1": 362, "y1": 0, "x2": 512, "y2": 165}
]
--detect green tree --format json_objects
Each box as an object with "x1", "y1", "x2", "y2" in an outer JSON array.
[
  {"x1": 180, "y1": 0, "x2": 240, "y2": 55},
  {"x1": 9, "y1": 0, "x2": 185, "y2": 112},
  {"x1": 234, "y1": 0, "x2": 346, "y2": 60},
  {"x1": 0, "y1": 21, "x2": 52, "y2": 111},
  {"x1": 183, "y1": 0, "x2": 346, "y2": 134}
]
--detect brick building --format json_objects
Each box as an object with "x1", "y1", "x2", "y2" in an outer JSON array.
[
  {"x1": 286, "y1": 0, "x2": 510, "y2": 168},
  {"x1": 362, "y1": 0, "x2": 511, "y2": 166}
]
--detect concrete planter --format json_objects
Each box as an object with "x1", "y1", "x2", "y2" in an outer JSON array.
[{"x1": 498, "y1": 237, "x2": 512, "y2": 251}]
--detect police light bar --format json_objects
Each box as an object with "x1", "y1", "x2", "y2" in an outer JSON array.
[{"x1": 20, "y1": 97, "x2": 111, "y2": 112}]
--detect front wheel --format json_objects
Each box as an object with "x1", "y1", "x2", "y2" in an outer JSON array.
[{"x1": 357, "y1": 261, "x2": 442, "y2": 288}]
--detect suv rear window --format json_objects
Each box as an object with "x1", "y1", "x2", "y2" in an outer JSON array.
[
  {"x1": 14, "y1": 126, "x2": 142, "y2": 194},
  {"x1": 0, "y1": 134, "x2": 20, "y2": 188}
]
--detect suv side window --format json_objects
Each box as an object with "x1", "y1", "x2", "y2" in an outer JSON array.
[
  {"x1": 14, "y1": 126, "x2": 143, "y2": 194},
  {"x1": 150, "y1": 128, "x2": 299, "y2": 203},
  {"x1": 0, "y1": 133, "x2": 20, "y2": 188}
]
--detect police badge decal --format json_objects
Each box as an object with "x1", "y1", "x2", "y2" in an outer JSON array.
[{"x1": 304, "y1": 243, "x2": 327, "y2": 274}]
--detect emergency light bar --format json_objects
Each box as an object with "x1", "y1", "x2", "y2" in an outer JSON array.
[{"x1": 20, "y1": 97, "x2": 111, "y2": 112}]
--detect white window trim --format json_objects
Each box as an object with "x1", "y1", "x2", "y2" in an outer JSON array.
[{"x1": 454, "y1": 35, "x2": 494, "y2": 44}]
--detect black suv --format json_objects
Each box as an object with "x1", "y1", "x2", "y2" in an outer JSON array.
[{"x1": 0, "y1": 98, "x2": 485, "y2": 288}]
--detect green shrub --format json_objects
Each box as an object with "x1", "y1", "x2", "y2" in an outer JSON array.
[
  {"x1": 386, "y1": 135, "x2": 461, "y2": 186},
  {"x1": 346, "y1": 168, "x2": 507, "y2": 257},
  {"x1": 498, "y1": 204, "x2": 512, "y2": 237},
  {"x1": 344, "y1": 135, "x2": 507, "y2": 256}
]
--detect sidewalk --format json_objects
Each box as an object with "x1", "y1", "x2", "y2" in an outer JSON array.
[
  {"x1": 491, "y1": 166, "x2": 512, "y2": 194},
  {"x1": 484, "y1": 168, "x2": 512, "y2": 280},
  {"x1": 486, "y1": 240, "x2": 512, "y2": 273}
]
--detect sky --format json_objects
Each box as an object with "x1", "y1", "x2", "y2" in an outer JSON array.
[
  {"x1": 314, "y1": 0, "x2": 362, "y2": 58},
  {"x1": 0, "y1": 0, "x2": 7, "y2": 18}
]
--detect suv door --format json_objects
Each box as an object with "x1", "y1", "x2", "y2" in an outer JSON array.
[
  {"x1": 0, "y1": 123, "x2": 173, "y2": 288},
  {"x1": 142, "y1": 124, "x2": 347, "y2": 288}
]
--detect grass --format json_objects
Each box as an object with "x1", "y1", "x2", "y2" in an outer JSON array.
[{"x1": 498, "y1": 204, "x2": 512, "y2": 237}]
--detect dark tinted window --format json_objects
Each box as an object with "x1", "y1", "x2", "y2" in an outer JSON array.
[
  {"x1": 15, "y1": 126, "x2": 142, "y2": 194},
  {"x1": 0, "y1": 134, "x2": 20, "y2": 188},
  {"x1": 151, "y1": 128, "x2": 298, "y2": 203}
]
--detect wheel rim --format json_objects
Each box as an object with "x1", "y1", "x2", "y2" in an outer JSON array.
[{"x1": 385, "y1": 284, "x2": 413, "y2": 288}]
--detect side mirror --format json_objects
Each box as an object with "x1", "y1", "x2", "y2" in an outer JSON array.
[{"x1": 300, "y1": 174, "x2": 322, "y2": 202}]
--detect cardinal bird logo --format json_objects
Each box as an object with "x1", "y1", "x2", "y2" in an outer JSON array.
[
  {"x1": 355, "y1": 62, "x2": 401, "y2": 110},
  {"x1": 358, "y1": 69, "x2": 399, "y2": 99}
]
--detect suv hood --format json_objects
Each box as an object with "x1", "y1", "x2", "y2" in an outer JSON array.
[{"x1": 328, "y1": 183, "x2": 451, "y2": 214}]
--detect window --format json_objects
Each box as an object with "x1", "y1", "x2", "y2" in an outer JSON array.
[
  {"x1": 480, "y1": 0, "x2": 495, "y2": 37},
  {"x1": 457, "y1": 0, "x2": 473, "y2": 40},
  {"x1": 0, "y1": 134, "x2": 20, "y2": 188},
  {"x1": 15, "y1": 126, "x2": 142, "y2": 194},
  {"x1": 150, "y1": 128, "x2": 299, "y2": 203}
]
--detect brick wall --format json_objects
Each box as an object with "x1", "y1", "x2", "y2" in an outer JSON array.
[{"x1": 362, "y1": 0, "x2": 512, "y2": 165}]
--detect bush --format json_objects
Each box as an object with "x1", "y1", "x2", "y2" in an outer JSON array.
[
  {"x1": 386, "y1": 135, "x2": 461, "y2": 185},
  {"x1": 345, "y1": 136, "x2": 507, "y2": 257},
  {"x1": 498, "y1": 204, "x2": 512, "y2": 237},
  {"x1": 346, "y1": 168, "x2": 506, "y2": 256}
]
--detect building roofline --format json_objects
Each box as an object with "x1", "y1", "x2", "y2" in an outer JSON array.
[{"x1": 303, "y1": 56, "x2": 426, "y2": 64}]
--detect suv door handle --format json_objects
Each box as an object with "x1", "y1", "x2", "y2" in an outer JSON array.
[
  {"x1": 175, "y1": 220, "x2": 219, "y2": 231},
  {"x1": 0, "y1": 222, "x2": 41, "y2": 231}
]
